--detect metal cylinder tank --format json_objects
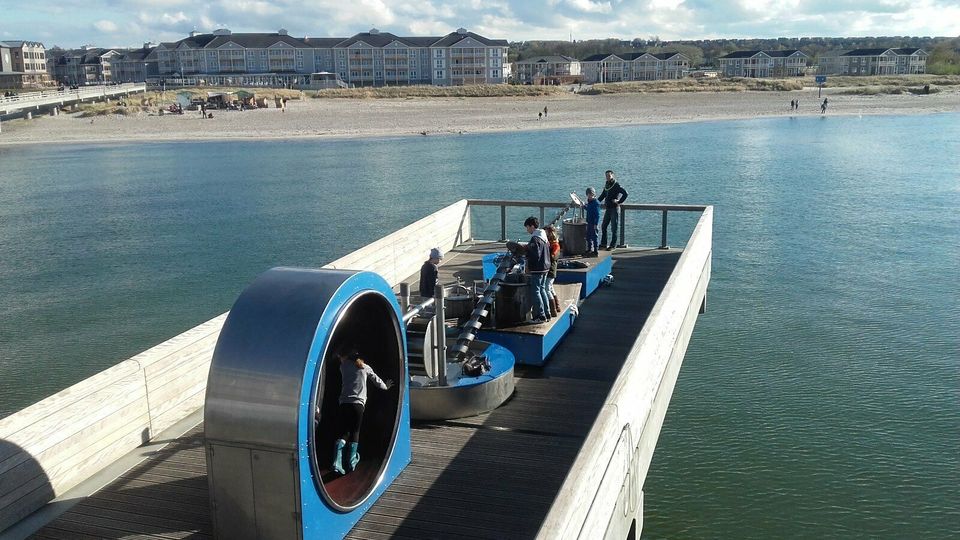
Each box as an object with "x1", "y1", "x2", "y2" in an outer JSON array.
[
  {"x1": 204, "y1": 267, "x2": 411, "y2": 540},
  {"x1": 562, "y1": 218, "x2": 588, "y2": 256}
]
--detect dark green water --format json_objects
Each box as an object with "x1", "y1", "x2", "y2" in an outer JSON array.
[{"x1": 1, "y1": 114, "x2": 957, "y2": 537}]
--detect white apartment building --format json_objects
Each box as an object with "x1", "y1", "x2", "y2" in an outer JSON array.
[
  {"x1": 512, "y1": 55, "x2": 581, "y2": 84},
  {"x1": 580, "y1": 51, "x2": 689, "y2": 83},
  {"x1": 818, "y1": 48, "x2": 927, "y2": 75},
  {"x1": 717, "y1": 50, "x2": 808, "y2": 77},
  {"x1": 152, "y1": 27, "x2": 508, "y2": 87}
]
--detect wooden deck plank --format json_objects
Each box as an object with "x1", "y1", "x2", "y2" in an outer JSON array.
[{"x1": 31, "y1": 243, "x2": 679, "y2": 540}]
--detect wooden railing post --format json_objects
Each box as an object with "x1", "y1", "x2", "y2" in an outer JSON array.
[{"x1": 659, "y1": 210, "x2": 669, "y2": 249}]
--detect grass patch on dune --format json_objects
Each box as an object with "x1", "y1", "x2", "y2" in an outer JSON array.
[
  {"x1": 581, "y1": 78, "x2": 805, "y2": 94},
  {"x1": 836, "y1": 85, "x2": 943, "y2": 95},
  {"x1": 75, "y1": 102, "x2": 151, "y2": 117},
  {"x1": 820, "y1": 74, "x2": 960, "y2": 88},
  {"x1": 311, "y1": 84, "x2": 566, "y2": 99}
]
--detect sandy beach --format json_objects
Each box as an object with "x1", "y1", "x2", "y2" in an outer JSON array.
[{"x1": 1, "y1": 86, "x2": 958, "y2": 146}]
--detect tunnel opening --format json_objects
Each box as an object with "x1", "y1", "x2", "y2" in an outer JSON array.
[{"x1": 311, "y1": 290, "x2": 404, "y2": 511}]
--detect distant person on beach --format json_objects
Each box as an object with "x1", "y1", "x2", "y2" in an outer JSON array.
[
  {"x1": 821, "y1": 98, "x2": 828, "y2": 114},
  {"x1": 330, "y1": 350, "x2": 393, "y2": 475},
  {"x1": 538, "y1": 111, "x2": 542, "y2": 121},
  {"x1": 585, "y1": 187, "x2": 600, "y2": 256},
  {"x1": 790, "y1": 99, "x2": 795, "y2": 110},
  {"x1": 419, "y1": 247, "x2": 443, "y2": 299},
  {"x1": 796, "y1": 99, "x2": 800, "y2": 110},
  {"x1": 598, "y1": 170, "x2": 628, "y2": 250},
  {"x1": 544, "y1": 106, "x2": 548, "y2": 117}
]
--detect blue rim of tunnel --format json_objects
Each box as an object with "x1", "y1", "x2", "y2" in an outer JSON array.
[{"x1": 298, "y1": 271, "x2": 407, "y2": 513}]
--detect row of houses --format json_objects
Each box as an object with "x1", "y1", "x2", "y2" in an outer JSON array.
[
  {"x1": 46, "y1": 28, "x2": 509, "y2": 88},
  {"x1": 1, "y1": 31, "x2": 932, "y2": 89},
  {"x1": 511, "y1": 52, "x2": 690, "y2": 84}
]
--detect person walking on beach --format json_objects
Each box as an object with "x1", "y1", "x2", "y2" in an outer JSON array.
[
  {"x1": 598, "y1": 170, "x2": 628, "y2": 251},
  {"x1": 790, "y1": 99, "x2": 795, "y2": 110},
  {"x1": 538, "y1": 111, "x2": 542, "y2": 121},
  {"x1": 543, "y1": 105, "x2": 548, "y2": 117},
  {"x1": 330, "y1": 350, "x2": 393, "y2": 475},
  {"x1": 821, "y1": 98, "x2": 828, "y2": 114},
  {"x1": 795, "y1": 99, "x2": 800, "y2": 110}
]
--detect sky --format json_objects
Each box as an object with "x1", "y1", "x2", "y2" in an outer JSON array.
[{"x1": 1, "y1": 0, "x2": 957, "y2": 49}]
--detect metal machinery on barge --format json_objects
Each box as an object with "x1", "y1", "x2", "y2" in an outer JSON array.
[{"x1": 203, "y1": 196, "x2": 613, "y2": 538}]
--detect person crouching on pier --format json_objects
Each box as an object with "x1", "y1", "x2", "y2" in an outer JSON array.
[
  {"x1": 585, "y1": 187, "x2": 600, "y2": 256},
  {"x1": 419, "y1": 247, "x2": 443, "y2": 300},
  {"x1": 524, "y1": 217, "x2": 552, "y2": 323},
  {"x1": 544, "y1": 225, "x2": 561, "y2": 317},
  {"x1": 331, "y1": 351, "x2": 394, "y2": 475}
]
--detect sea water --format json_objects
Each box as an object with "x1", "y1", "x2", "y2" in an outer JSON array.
[{"x1": 1, "y1": 113, "x2": 957, "y2": 537}]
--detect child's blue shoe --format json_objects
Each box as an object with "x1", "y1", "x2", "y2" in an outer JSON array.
[
  {"x1": 347, "y1": 442, "x2": 360, "y2": 472},
  {"x1": 331, "y1": 439, "x2": 346, "y2": 475}
]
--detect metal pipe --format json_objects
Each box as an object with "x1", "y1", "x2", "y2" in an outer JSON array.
[
  {"x1": 659, "y1": 210, "x2": 669, "y2": 249},
  {"x1": 402, "y1": 297, "x2": 435, "y2": 324},
  {"x1": 399, "y1": 283, "x2": 410, "y2": 313},
  {"x1": 619, "y1": 208, "x2": 626, "y2": 248},
  {"x1": 500, "y1": 205, "x2": 507, "y2": 241},
  {"x1": 433, "y1": 284, "x2": 448, "y2": 386}
]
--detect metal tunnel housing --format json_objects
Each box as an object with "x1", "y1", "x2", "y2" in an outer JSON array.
[{"x1": 204, "y1": 267, "x2": 410, "y2": 539}]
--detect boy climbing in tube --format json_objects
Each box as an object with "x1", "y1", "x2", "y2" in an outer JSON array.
[{"x1": 331, "y1": 350, "x2": 394, "y2": 475}]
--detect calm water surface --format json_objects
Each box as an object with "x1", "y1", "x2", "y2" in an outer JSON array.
[{"x1": 1, "y1": 114, "x2": 957, "y2": 537}]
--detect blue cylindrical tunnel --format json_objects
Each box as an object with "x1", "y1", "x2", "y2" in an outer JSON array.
[{"x1": 204, "y1": 267, "x2": 411, "y2": 539}]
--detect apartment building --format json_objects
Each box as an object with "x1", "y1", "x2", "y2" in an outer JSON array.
[
  {"x1": 580, "y1": 51, "x2": 689, "y2": 83},
  {"x1": 717, "y1": 50, "x2": 808, "y2": 77},
  {"x1": 0, "y1": 40, "x2": 50, "y2": 87},
  {"x1": 49, "y1": 47, "x2": 122, "y2": 85},
  {"x1": 817, "y1": 48, "x2": 927, "y2": 75},
  {"x1": 512, "y1": 55, "x2": 581, "y2": 84},
  {"x1": 151, "y1": 27, "x2": 508, "y2": 87}
]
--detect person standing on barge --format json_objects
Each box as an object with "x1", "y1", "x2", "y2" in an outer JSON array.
[
  {"x1": 419, "y1": 248, "x2": 443, "y2": 299},
  {"x1": 599, "y1": 170, "x2": 629, "y2": 250},
  {"x1": 524, "y1": 217, "x2": 551, "y2": 323},
  {"x1": 585, "y1": 187, "x2": 600, "y2": 256}
]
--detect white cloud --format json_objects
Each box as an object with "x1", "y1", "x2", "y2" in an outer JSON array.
[
  {"x1": 93, "y1": 20, "x2": 118, "y2": 32},
  {"x1": 10, "y1": 0, "x2": 955, "y2": 48}
]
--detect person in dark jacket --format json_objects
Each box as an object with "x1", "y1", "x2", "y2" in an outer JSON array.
[
  {"x1": 598, "y1": 170, "x2": 628, "y2": 250},
  {"x1": 419, "y1": 247, "x2": 442, "y2": 299},
  {"x1": 523, "y1": 216, "x2": 551, "y2": 323},
  {"x1": 585, "y1": 187, "x2": 600, "y2": 256}
]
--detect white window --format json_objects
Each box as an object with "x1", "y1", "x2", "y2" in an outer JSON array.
[
  {"x1": 435, "y1": 49, "x2": 444, "y2": 58},
  {"x1": 435, "y1": 70, "x2": 444, "y2": 78},
  {"x1": 435, "y1": 59, "x2": 444, "y2": 68}
]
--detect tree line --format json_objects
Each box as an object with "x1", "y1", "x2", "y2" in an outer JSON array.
[{"x1": 511, "y1": 36, "x2": 960, "y2": 74}]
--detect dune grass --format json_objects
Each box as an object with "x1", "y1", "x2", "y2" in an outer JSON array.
[
  {"x1": 580, "y1": 77, "x2": 805, "y2": 94},
  {"x1": 311, "y1": 84, "x2": 567, "y2": 99}
]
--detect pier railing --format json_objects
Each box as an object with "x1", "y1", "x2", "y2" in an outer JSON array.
[
  {"x1": 537, "y1": 205, "x2": 713, "y2": 538},
  {"x1": 467, "y1": 199, "x2": 708, "y2": 249}
]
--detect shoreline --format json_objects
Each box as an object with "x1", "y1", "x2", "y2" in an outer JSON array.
[{"x1": 1, "y1": 87, "x2": 958, "y2": 147}]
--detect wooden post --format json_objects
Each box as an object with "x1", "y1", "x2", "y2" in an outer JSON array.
[{"x1": 659, "y1": 210, "x2": 669, "y2": 249}]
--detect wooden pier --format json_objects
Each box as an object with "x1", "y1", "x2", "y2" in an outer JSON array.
[{"x1": 2, "y1": 199, "x2": 712, "y2": 539}]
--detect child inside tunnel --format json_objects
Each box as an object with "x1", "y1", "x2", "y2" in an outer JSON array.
[{"x1": 331, "y1": 350, "x2": 394, "y2": 475}]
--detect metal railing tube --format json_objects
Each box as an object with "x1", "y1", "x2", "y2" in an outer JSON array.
[
  {"x1": 500, "y1": 206, "x2": 507, "y2": 241},
  {"x1": 402, "y1": 297, "x2": 435, "y2": 324},
  {"x1": 433, "y1": 284, "x2": 448, "y2": 386}
]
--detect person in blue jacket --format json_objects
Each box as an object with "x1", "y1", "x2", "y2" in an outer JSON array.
[
  {"x1": 585, "y1": 187, "x2": 601, "y2": 256},
  {"x1": 523, "y1": 216, "x2": 551, "y2": 323},
  {"x1": 598, "y1": 170, "x2": 628, "y2": 250},
  {"x1": 331, "y1": 350, "x2": 394, "y2": 475}
]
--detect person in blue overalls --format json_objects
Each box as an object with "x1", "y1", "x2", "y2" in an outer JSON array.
[
  {"x1": 585, "y1": 187, "x2": 600, "y2": 257},
  {"x1": 331, "y1": 351, "x2": 393, "y2": 475}
]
